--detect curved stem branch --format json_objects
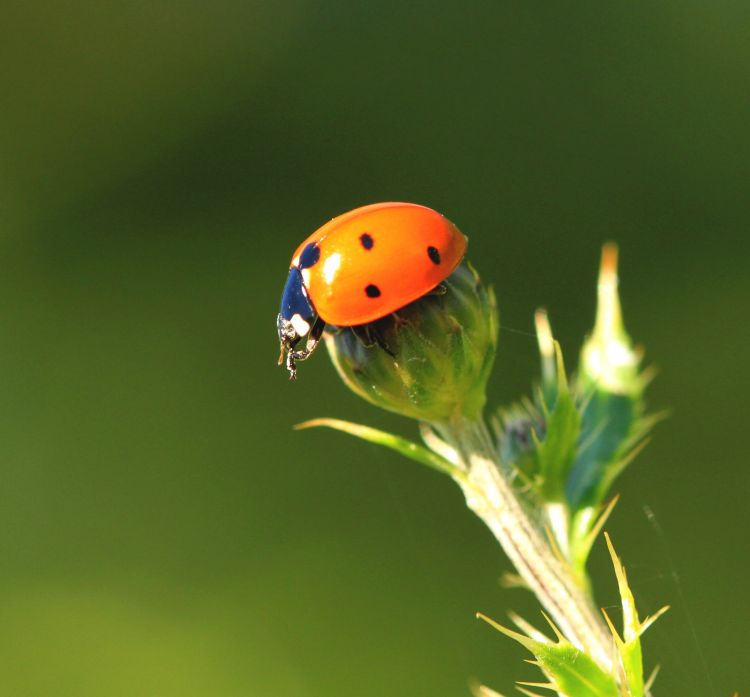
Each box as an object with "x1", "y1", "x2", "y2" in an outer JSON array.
[{"x1": 437, "y1": 418, "x2": 614, "y2": 672}]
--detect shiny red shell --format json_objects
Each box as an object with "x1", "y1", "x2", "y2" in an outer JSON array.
[{"x1": 290, "y1": 202, "x2": 467, "y2": 326}]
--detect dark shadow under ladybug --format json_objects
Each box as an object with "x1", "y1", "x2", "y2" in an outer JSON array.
[{"x1": 277, "y1": 275, "x2": 447, "y2": 380}]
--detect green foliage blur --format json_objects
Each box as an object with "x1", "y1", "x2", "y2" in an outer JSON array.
[{"x1": 0, "y1": 2, "x2": 747, "y2": 695}]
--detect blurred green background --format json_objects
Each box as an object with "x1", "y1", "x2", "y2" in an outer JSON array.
[{"x1": 1, "y1": 2, "x2": 747, "y2": 695}]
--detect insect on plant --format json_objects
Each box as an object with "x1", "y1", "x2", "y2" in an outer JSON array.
[
  {"x1": 277, "y1": 202, "x2": 466, "y2": 379},
  {"x1": 275, "y1": 203, "x2": 734, "y2": 696}
]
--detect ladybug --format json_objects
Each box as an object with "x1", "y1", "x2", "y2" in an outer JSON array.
[{"x1": 277, "y1": 202, "x2": 467, "y2": 379}]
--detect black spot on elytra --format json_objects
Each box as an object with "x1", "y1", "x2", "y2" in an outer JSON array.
[
  {"x1": 365, "y1": 284, "x2": 381, "y2": 298},
  {"x1": 359, "y1": 233, "x2": 374, "y2": 250},
  {"x1": 427, "y1": 246, "x2": 441, "y2": 264},
  {"x1": 299, "y1": 242, "x2": 321, "y2": 269}
]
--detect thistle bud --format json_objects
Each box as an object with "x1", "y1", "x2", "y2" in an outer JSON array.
[
  {"x1": 324, "y1": 264, "x2": 498, "y2": 424},
  {"x1": 567, "y1": 243, "x2": 651, "y2": 512},
  {"x1": 578, "y1": 244, "x2": 642, "y2": 397}
]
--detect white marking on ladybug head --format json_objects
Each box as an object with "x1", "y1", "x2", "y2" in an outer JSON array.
[
  {"x1": 292, "y1": 253, "x2": 301, "y2": 268},
  {"x1": 290, "y1": 313, "x2": 311, "y2": 337},
  {"x1": 323, "y1": 252, "x2": 341, "y2": 284},
  {"x1": 300, "y1": 268, "x2": 311, "y2": 286}
]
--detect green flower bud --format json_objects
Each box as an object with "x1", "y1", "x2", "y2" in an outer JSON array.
[
  {"x1": 567, "y1": 243, "x2": 651, "y2": 512},
  {"x1": 578, "y1": 243, "x2": 643, "y2": 397},
  {"x1": 324, "y1": 264, "x2": 498, "y2": 424}
]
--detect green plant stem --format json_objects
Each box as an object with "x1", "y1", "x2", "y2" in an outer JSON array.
[{"x1": 436, "y1": 417, "x2": 614, "y2": 672}]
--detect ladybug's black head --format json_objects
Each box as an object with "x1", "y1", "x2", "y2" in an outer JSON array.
[
  {"x1": 277, "y1": 267, "x2": 324, "y2": 379},
  {"x1": 278, "y1": 267, "x2": 315, "y2": 346}
]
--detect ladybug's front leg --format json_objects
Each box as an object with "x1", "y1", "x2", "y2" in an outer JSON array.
[{"x1": 287, "y1": 318, "x2": 326, "y2": 380}]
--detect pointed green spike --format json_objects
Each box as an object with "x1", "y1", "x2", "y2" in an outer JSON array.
[
  {"x1": 471, "y1": 684, "x2": 507, "y2": 697},
  {"x1": 535, "y1": 308, "x2": 557, "y2": 407},
  {"x1": 516, "y1": 680, "x2": 558, "y2": 691},
  {"x1": 476, "y1": 612, "x2": 538, "y2": 653},
  {"x1": 479, "y1": 612, "x2": 620, "y2": 696},
  {"x1": 602, "y1": 533, "x2": 668, "y2": 697},
  {"x1": 515, "y1": 687, "x2": 548, "y2": 697},
  {"x1": 535, "y1": 344, "x2": 581, "y2": 502}
]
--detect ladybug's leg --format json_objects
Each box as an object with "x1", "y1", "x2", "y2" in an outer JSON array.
[
  {"x1": 390, "y1": 311, "x2": 411, "y2": 328},
  {"x1": 349, "y1": 324, "x2": 377, "y2": 348},
  {"x1": 350, "y1": 321, "x2": 395, "y2": 357},
  {"x1": 287, "y1": 317, "x2": 326, "y2": 380},
  {"x1": 367, "y1": 320, "x2": 396, "y2": 357}
]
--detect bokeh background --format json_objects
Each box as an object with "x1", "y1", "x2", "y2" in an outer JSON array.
[{"x1": 1, "y1": 2, "x2": 747, "y2": 695}]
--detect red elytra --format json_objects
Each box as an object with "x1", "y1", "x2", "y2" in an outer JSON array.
[{"x1": 291, "y1": 202, "x2": 467, "y2": 326}]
